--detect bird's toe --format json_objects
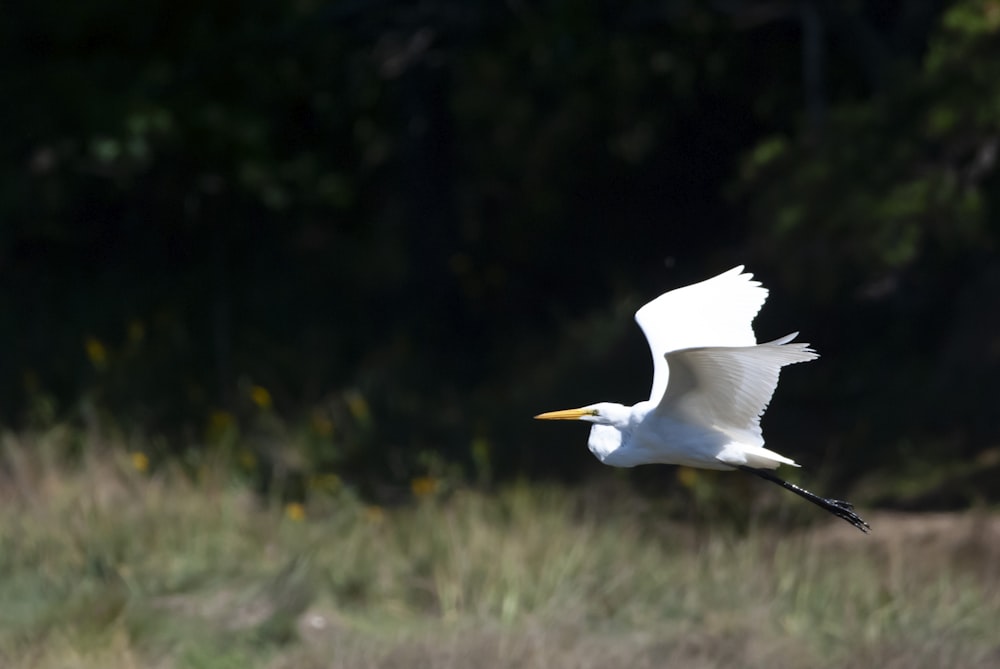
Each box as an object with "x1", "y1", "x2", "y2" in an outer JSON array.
[
  {"x1": 823, "y1": 497, "x2": 870, "y2": 533},
  {"x1": 840, "y1": 509, "x2": 871, "y2": 534}
]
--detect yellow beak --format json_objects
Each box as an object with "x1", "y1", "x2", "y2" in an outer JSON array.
[{"x1": 533, "y1": 407, "x2": 595, "y2": 420}]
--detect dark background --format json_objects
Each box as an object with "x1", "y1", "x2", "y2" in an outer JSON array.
[{"x1": 3, "y1": 0, "x2": 999, "y2": 507}]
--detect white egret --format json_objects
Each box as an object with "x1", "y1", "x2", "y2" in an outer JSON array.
[{"x1": 535, "y1": 266, "x2": 870, "y2": 533}]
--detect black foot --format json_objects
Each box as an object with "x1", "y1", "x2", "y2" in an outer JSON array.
[
  {"x1": 822, "y1": 498, "x2": 870, "y2": 534},
  {"x1": 737, "y1": 466, "x2": 871, "y2": 534}
]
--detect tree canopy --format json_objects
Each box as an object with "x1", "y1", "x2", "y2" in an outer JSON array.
[{"x1": 3, "y1": 0, "x2": 998, "y2": 503}]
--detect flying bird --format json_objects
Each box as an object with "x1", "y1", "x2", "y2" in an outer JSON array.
[{"x1": 535, "y1": 266, "x2": 870, "y2": 533}]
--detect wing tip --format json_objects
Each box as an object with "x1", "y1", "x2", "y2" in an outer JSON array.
[
  {"x1": 765, "y1": 332, "x2": 821, "y2": 360},
  {"x1": 724, "y1": 264, "x2": 764, "y2": 291}
]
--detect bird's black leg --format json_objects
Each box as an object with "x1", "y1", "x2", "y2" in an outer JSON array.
[{"x1": 737, "y1": 466, "x2": 871, "y2": 534}]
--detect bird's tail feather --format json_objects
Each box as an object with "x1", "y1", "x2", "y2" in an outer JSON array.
[{"x1": 717, "y1": 442, "x2": 799, "y2": 469}]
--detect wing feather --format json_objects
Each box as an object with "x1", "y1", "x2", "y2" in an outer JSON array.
[
  {"x1": 657, "y1": 337, "x2": 818, "y2": 445},
  {"x1": 635, "y1": 266, "x2": 768, "y2": 402}
]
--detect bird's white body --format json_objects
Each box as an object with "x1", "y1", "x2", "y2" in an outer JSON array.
[
  {"x1": 538, "y1": 266, "x2": 817, "y2": 471},
  {"x1": 585, "y1": 397, "x2": 797, "y2": 471},
  {"x1": 587, "y1": 401, "x2": 739, "y2": 469}
]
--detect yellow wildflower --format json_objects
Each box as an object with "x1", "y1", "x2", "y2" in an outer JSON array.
[
  {"x1": 363, "y1": 505, "x2": 385, "y2": 524},
  {"x1": 130, "y1": 451, "x2": 149, "y2": 473},
  {"x1": 676, "y1": 466, "x2": 699, "y2": 489},
  {"x1": 250, "y1": 385, "x2": 272, "y2": 410},
  {"x1": 284, "y1": 502, "x2": 306, "y2": 521},
  {"x1": 84, "y1": 337, "x2": 108, "y2": 369},
  {"x1": 411, "y1": 476, "x2": 439, "y2": 498},
  {"x1": 344, "y1": 389, "x2": 370, "y2": 424}
]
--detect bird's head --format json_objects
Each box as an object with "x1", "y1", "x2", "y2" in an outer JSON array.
[{"x1": 534, "y1": 402, "x2": 632, "y2": 427}]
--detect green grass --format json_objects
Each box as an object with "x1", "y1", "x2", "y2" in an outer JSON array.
[{"x1": 2, "y1": 427, "x2": 999, "y2": 668}]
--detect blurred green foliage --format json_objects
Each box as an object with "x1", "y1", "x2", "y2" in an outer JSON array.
[{"x1": 2, "y1": 1, "x2": 999, "y2": 501}]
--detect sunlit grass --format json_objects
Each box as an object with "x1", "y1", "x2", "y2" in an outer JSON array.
[{"x1": 1, "y1": 426, "x2": 998, "y2": 668}]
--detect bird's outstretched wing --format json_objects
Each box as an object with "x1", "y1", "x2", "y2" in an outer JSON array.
[
  {"x1": 656, "y1": 337, "x2": 818, "y2": 445},
  {"x1": 635, "y1": 266, "x2": 768, "y2": 402}
]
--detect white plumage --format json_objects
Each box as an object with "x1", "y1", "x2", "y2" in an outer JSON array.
[
  {"x1": 536, "y1": 265, "x2": 869, "y2": 532},
  {"x1": 635, "y1": 265, "x2": 768, "y2": 402}
]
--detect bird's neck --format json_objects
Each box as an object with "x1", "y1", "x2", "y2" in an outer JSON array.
[{"x1": 587, "y1": 402, "x2": 649, "y2": 464}]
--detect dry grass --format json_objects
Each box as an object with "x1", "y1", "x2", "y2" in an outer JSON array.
[{"x1": 1, "y1": 427, "x2": 999, "y2": 669}]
